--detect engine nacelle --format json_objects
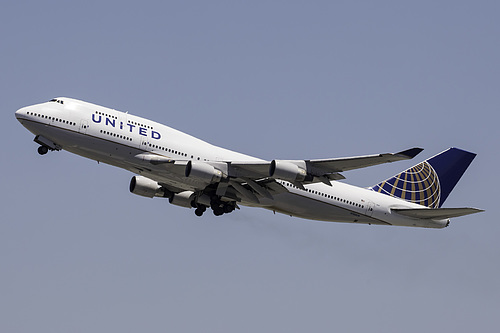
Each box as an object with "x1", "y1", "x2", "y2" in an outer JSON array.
[
  {"x1": 185, "y1": 161, "x2": 224, "y2": 184},
  {"x1": 269, "y1": 160, "x2": 308, "y2": 182},
  {"x1": 129, "y1": 176, "x2": 171, "y2": 198},
  {"x1": 169, "y1": 191, "x2": 195, "y2": 208}
]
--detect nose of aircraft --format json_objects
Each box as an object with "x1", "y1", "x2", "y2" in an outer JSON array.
[
  {"x1": 15, "y1": 106, "x2": 33, "y2": 125},
  {"x1": 15, "y1": 107, "x2": 25, "y2": 121}
]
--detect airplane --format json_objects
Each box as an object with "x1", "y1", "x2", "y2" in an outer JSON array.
[{"x1": 15, "y1": 97, "x2": 483, "y2": 228}]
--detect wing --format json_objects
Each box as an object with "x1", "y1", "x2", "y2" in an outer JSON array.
[
  {"x1": 307, "y1": 147, "x2": 423, "y2": 173},
  {"x1": 228, "y1": 147, "x2": 423, "y2": 184},
  {"x1": 225, "y1": 147, "x2": 423, "y2": 202},
  {"x1": 130, "y1": 148, "x2": 423, "y2": 205}
]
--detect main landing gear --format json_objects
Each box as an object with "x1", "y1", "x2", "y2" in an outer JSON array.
[
  {"x1": 195, "y1": 205, "x2": 206, "y2": 217},
  {"x1": 211, "y1": 200, "x2": 236, "y2": 216},
  {"x1": 193, "y1": 198, "x2": 236, "y2": 217}
]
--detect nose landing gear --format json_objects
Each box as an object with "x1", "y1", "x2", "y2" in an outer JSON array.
[{"x1": 34, "y1": 135, "x2": 61, "y2": 156}]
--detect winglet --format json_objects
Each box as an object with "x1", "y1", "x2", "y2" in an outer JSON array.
[{"x1": 396, "y1": 147, "x2": 424, "y2": 159}]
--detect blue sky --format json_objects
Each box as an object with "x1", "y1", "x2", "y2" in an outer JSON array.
[{"x1": 2, "y1": 1, "x2": 498, "y2": 332}]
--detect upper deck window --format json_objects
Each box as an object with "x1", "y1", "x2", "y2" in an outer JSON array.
[{"x1": 49, "y1": 99, "x2": 64, "y2": 104}]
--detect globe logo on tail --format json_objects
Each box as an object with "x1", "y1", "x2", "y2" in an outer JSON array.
[{"x1": 371, "y1": 161, "x2": 441, "y2": 208}]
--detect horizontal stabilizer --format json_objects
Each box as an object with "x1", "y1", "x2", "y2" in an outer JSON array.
[{"x1": 392, "y1": 207, "x2": 484, "y2": 220}]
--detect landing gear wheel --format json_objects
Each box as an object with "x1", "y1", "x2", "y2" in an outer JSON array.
[
  {"x1": 213, "y1": 207, "x2": 224, "y2": 216},
  {"x1": 37, "y1": 146, "x2": 49, "y2": 155},
  {"x1": 194, "y1": 204, "x2": 206, "y2": 217},
  {"x1": 195, "y1": 208, "x2": 204, "y2": 217},
  {"x1": 223, "y1": 204, "x2": 234, "y2": 213}
]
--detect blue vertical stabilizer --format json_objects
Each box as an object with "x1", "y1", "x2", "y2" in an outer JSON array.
[{"x1": 371, "y1": 148, "x2": 476, "y2": 208}]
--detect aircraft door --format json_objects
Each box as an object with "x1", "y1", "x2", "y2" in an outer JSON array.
[
  {"x1": 140, "y1": 135, "x2": 150, "y2": 150},
  {"x1": 365, "y1": 202, "x2": 375, "y2": 217},
  {"x1": 79, "y1": 120, "x2": 89, "y2": 134}
]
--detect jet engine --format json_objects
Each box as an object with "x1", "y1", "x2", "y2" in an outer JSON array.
[
  {"x1": 129, "y1": 176, "x2": 171, "y2": 198},
  {"x1": 269, "y1": 160, "x2": 310, "y2": 182},
  {"x1": 185, "y1": 161, "x2": 224, "y2": 184},
  {"x1": 169, "y1": 191, "x2": 195, "y2": 208}
]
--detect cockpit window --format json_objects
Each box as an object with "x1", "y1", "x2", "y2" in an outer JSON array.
[{"x1": 49, "y1": 98, "x2": 64, "y2": 104}]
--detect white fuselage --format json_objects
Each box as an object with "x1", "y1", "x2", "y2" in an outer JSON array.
[{"x1": 15, "y1": 98, "x2": 447, "y2": 228}]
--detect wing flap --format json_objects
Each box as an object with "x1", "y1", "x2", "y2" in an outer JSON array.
[
  {"x1": 227, "y1": 161, "x2": 270, "y2": 178},
  {"x1": 392, "y1": 207, "x2": 484, "y2": 219}
]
